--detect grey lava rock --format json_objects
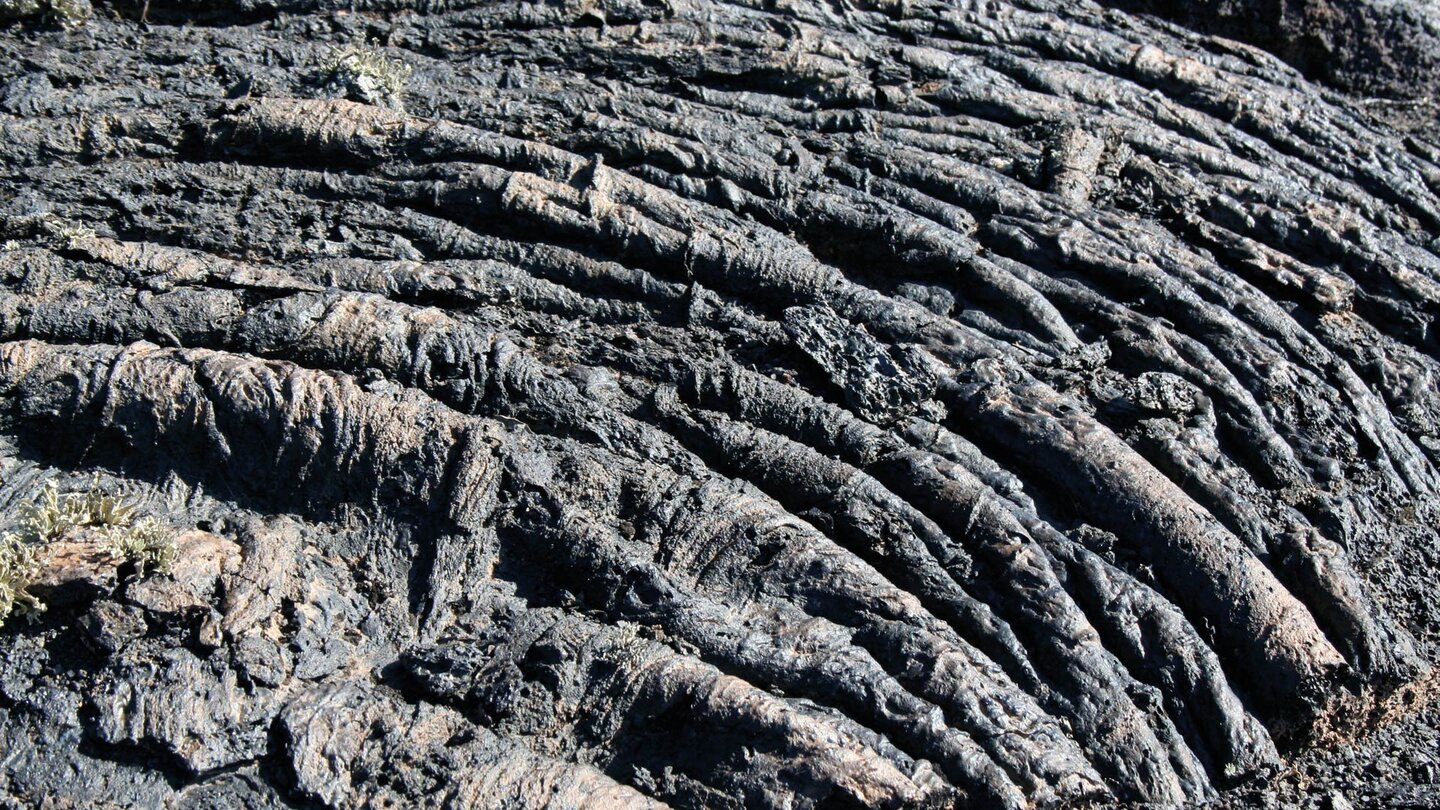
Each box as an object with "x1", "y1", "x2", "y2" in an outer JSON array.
[{"x1": 0, "y1": 1, "x2": 1437, "y2": 808}]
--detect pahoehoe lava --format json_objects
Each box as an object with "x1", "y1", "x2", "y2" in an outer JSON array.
[{"x1": 0, "y1": 0, "x2": 1437, "y2": 807}]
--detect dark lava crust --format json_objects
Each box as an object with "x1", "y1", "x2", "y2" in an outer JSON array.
[{"x1": 0, "y1": 0, "x2": 1438, "y2": 807}]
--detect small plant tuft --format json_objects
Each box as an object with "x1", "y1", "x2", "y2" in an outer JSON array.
[
  {"x1": 104, "y1": 516, "x2": 177, "y2": 576},
  {"x1": 52, "y1": 223, "x2": 96, "y2": 250},
  {"x1": 81, "y1": 484, "x2": 138, "y2": 529},
  {"x1": 2, "y1": 477, "x2": 180, "y2": 625},
  {"x1": 19, "y1": 480, "x2": 92, "y2": 544},
  {"x1": 321, "y1": 39, "x2": 412, "y2": 108},
  {"x1": 21, "y1": 477, "x2": 176, "y2": 570},
  {"x1": 0, "y1": 531, "x2": 43, "y2": 623},
  {"x1": 19, "y1": 477, "x2": 138, "y2": 544}
]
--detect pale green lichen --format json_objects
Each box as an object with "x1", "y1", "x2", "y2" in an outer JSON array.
[
  {"x1": 19, "y1": 480, "x2": 93, "y2": 544},
  {"x1": 21, "y1": 478, "x2": 175, "y2": 573},
  {"x1": 2, "y1": 478, "x2": 178, "y2": 625},
  {"x1": 52, "y1": 223, "x2": 96, "y2": 251},
  {"x1": 19, "y1": 477, "x2": 138, "y2": 544},
  {"x1": 322, "y1": 39, "x2": 412, "y2": 108},
  {"x1": 80, "y1": 484, "x2": 138, "y2": 529},
  {"x1": 104, "y1": 516, "x2": 177, "y2": 576},
  {"x1": 0, "y1": 531, "x2": 43, "y2": 623}
]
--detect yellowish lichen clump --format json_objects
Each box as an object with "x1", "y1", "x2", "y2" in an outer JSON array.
[
  {"x1": 0, "y1": 531, "x2": 43, "y2": 622},
  {"x1": 105, "y1": 515, "x2": 179, "y2": 576},
  {"x1": 1, "y1": 478, "x2": 179, "y2": 624},
  {"x1": 322, "y1": 39, "x2": 413, "y2": 107}
]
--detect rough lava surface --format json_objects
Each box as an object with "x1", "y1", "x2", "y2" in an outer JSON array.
[{"x1": 0, "y1": 0, "x2": 1438, "y2": 807}]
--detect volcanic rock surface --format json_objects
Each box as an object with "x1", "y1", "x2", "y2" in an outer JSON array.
[
  {"x1": 1099, "y1": 0, "x2": 1440, "y2": 113},
  {"x1": 0, "y1": 0, "x2": 1438, "y2": 807}
]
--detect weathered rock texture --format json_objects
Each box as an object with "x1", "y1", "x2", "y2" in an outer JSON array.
[
  {"x1": 0, "y1": 0, "x2": 1437, "y2": 807},
  {"x1": 1100, "y1": 0, "x2": 1440, "y2": 103}
]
